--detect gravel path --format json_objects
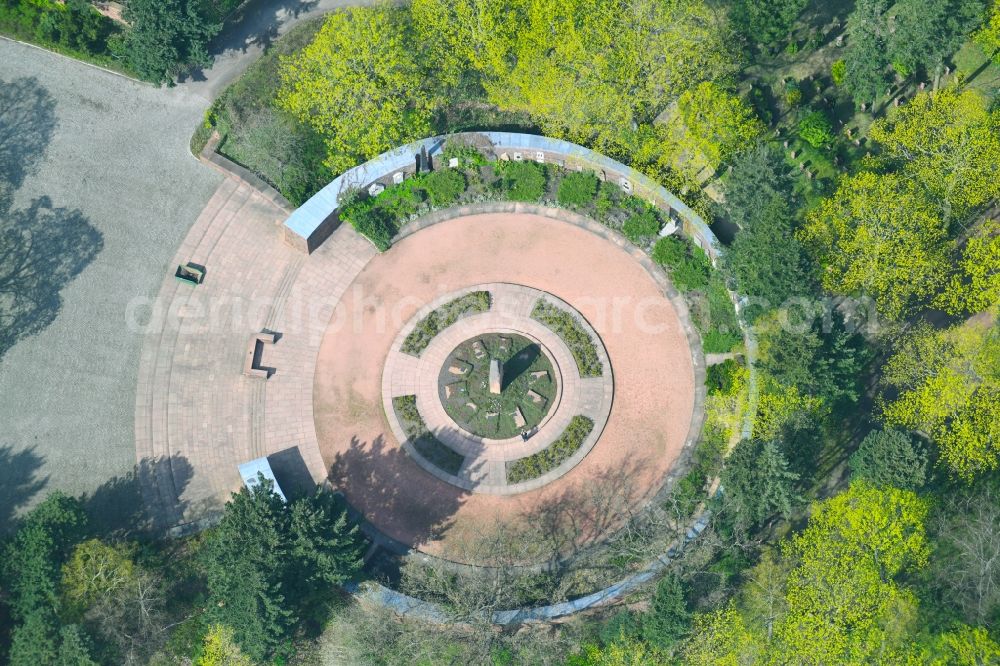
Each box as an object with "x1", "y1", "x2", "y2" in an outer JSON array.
[{"x1": 0, "y1": 39, "x2": 221, "y2": 530}]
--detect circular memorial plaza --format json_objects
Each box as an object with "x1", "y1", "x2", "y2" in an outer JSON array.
[{"x1": 314, "y1": 209, "x2": 700, "y2": 561}]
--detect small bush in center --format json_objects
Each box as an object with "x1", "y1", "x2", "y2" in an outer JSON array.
[
  {"x1": 557, "y1": 171, "x2": 599, "y2": 207},
  {"x1": 420, "y1": 169, "x2": 466, "y2": 207},
  {"x1": 497, "y1": 161, "x2": 547, "y2": 201}
]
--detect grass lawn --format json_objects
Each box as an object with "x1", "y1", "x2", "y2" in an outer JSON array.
[
  {"x1": 440, "y1": 334, "x2": 557, "y2": 440},
  {"x1": 954, "y1": 41, "x2": 1000, "y2": 100}
]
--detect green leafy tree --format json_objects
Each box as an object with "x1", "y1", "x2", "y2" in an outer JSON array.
[
  {"x1": 869, "y1": 88, "x2": 1000, "y2": 225},
  {"x1": 681, "y1": 605, "x2": 761, "y2": 665},
  {"x1": 976, "y1": 0, "x2": 1000, "y2": 61},
  {"x1": 200, "y1": 478, "x2": 364, "y2": 659},
  {"x1": 881, "y1": 317, "x2": 1000, "y2": 480},
  {"x1": 724, "y1": 197, "x2": 813, "y2": 317},
  {"x1": 843, "y1": 0, "x2": 890, "y2": 106},
  {"x1": 2, "y1": 493, "x2": 87, "y2": 621},
  {"x1": 774, "y1": 482, "x2": 929, "y2": 663},
  {"x1": 668, "y1": 82, "x2": 763, "y2": 176},
  {"x1": 756, "y1": 312, "x2": 867, "y2": 405},
  {"x1": 927, "y1": 625, "x2": 1000, "y2": 665},
  {"x1": 114, "y1": 0, "x2": 221, "y2": 85},
  {"x1": 412, "y1": 0, "x2": 735, "y2": 153},
  {"x1": 799, "y1": 171, "x2": 951, "y2": 320},
  {"x1": 888, "y1": 0, "x2": 987, "y2": 83},
  {"x1": 849, "y1": 428, "x2": 928, "y2": 489},
  {"x1": 641, "y1": 574, "x2": 690, "y2": 649},
  {"x1": 721, "y1": 143, "x2": 796, "y2": 231},
  {"x1": 730, "y1": 0, "x2": 809, "y2": 46},
  {"x1": 720, "y1": 439, "x2": 799, "y2": 532},
  {"x1": 2, "y1": 494, "x2": 91, "y2": 666},
  {"x1": 193, "y1": 624, "x2": 253, "y2": 666},
  {"x1": 278, "y1": 7, "x2": 436, "y2": 174},
  {"x1": 937, "y1": 220, "x2": 1000, "y2": 315}
]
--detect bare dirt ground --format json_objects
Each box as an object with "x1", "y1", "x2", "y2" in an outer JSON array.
[{"x1": 314, "y1": 212, "x2": 697, "y2": 563}]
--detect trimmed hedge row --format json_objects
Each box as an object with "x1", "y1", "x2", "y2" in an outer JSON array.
[
  {"x1": 506, "y1": 415, "x2": 594, "y2": 483},
  {"x1": 401, "y1": 291, "x2": 492, "y2": 356},
  {"x1": 392, "y1": 395, "x2": 464, "y2": 476},
  {"x1": 531, "y1": 299, "x2": 603, "y2": 377}
]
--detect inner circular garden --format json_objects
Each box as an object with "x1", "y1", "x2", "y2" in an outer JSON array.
[{"x1": 438, "y1": 333, "x2": 558, "y2": 440}]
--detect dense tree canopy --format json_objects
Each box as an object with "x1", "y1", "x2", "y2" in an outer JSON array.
[
  {"x1": 799, "y1": 171, "x2": 951, "y2": 320},
  {"x1": 278, "y1": 7, "x2": 435, "y2": 174},
  {"x1": 419, "y1": 0, "x2": 734, "y2": 147},
  {"x1": 113, "y1": 0, "x2": 221, "y2": 86},
  {"x1": 683, "y1": 483, "x2": 931, "y2": 664},
  {"x1": 720, "y1": 438, "x2": 799, "y2": 532},
  {"x1": 938, "y1": 220, "x2": 1000, "y2": 315},
  {"x1": 666, "y1": 81, "x2": 763, "y2": 175},
  {"x1": 869, "y1": 88, "x2": 1000, "y2": 225},
  {"x1": 729, "y1": 0, "x2": 808, "y2": 46},
  {"x1": 849, "y1": 428, "x2": 929, "y2": 489},
  {"x1": 200, "y1": 479, "x2": 364, "y2": 659},
  {"x1": 881, "y1": 316, "x2": 1000, "y2": 481},
  {"x1": 887, "y1": 0, "x2": 987, "y2": 79},
  {"x1": 843, "y1": 0, "x2": 890, "y2": 105}
]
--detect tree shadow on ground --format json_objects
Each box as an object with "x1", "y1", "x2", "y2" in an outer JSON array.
[
  {"x1": 81, "y1": 455, "x2": 194, "y2": 539},
  {"x1": 0, "y1": 444, "x2": 48, "y2": 534},
  {"x1": 518, "y1": 455, "x2": 653, "y2": 563},
  {"x1": 328, "y1": 434, "x2": 470, "y2": 550},
  {"x1": 0, "y1": 76, "x2": 102, "y2": 362},
  {"x1": 0, "y1": 197, "x2": 104, "y2": 360},
  {"x1": 0, "y1": 76, "x2": 57, "y2": 192}
]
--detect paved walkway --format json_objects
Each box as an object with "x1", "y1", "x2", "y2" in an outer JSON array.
[
  {"x1": 134, "y1": 176, "x2": 374, "y2": 529},
  {"x1": 382, "y1": 283, "x2": 614, "y2": 494}
]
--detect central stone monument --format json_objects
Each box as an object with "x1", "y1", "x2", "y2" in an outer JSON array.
[{"x1": 488, "y1": 358, "x2": 503, "y2": 394}]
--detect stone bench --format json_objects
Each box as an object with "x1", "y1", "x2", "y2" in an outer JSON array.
[{"x1": 244, "y1": 331, "x2": 277, "y2": 379}]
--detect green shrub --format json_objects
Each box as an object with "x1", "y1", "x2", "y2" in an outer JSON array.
[
  {"x1": 393, "y1": 395, "x2": 465, "y2": 475},
  {"x1": 798, "y1": 111, "x2": 834, "y2": 148},
  {"x1": 402, "y1": 291, "x2": 492, "y2": 355},
  {"x1": 594, "y1": 180, "x2": 618, "y2": 219},
  {"x1": 651, "y1": 236, "x2": 711, "y2": 292},
  {"x1": 506, "y1": 416, "x2": 594, "y2": 483},
  {"x1": 0, "y1": 0, "x2": 124, "y2": 69},
  {"x1": 346, "y1": 207, "x2": 395, "y2": 252},
  {"x1": 531, "y1": 300, "x2": 603, "y2": 377},
  {"x1": 442, "y1": 141, "x2": 487, "y2": 167},
  {"x1": 695, "y1": 275, "x2": 742, "y2": 353},
  {"x1": 419, "y1": 168, "x2": 466, "y2": 207},
  {"x1": 784, "y1": 80, "x2": 803, "y2": 106},
  {"x1": 622, "y1": 210, "x2": 660, "y2": 243},
  {"x1": 497, "y1": 161, "x2": 546, "y2": 201},
  {"x1": 556, "y1": 170, "x2": 599, "y2": 207},
  {"x1": 831, "y1": 59, "x2": 847, "y2": 86},
  {"x1": 376, "y1": 181, "x2": 424, "y2": 219},
  {"x1": 706, "y1": 359, "x2": 741, "y2": 396}
]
